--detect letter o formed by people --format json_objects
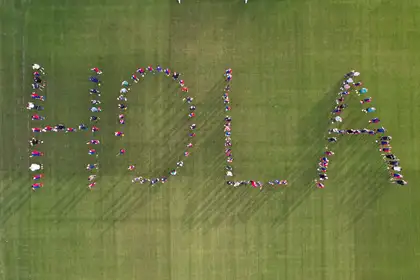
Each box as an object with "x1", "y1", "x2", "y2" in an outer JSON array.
[{"x1": 116, "y1": 65, "x2": 196, "y2": 185}]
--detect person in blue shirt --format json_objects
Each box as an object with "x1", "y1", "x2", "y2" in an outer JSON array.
[
  {"x1": 376, "y1": 127, "x2": 386, "y2": 133},
  {"x1": 79, "y1": 124, "x2": 88, "y2": 131},
  {"x1": 90, "y1": 106, "x2": 102, "y2": 113},
  {"x1": 362, "y1": 107, "x2": 376, "y2": 113},
  {"x1": 89, "y1": 76, "x2": 101, "y2": 86},
  {"x1": 86, "y1": 164, "x2": 98, "y2": 170},
  {"x1": 90, "y1": 116, "x2": 100, "y2": 122}
]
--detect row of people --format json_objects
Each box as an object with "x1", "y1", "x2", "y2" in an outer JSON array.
[
  {"x1": 29, "y1": 64, "x2": 46, "y2": 191},
  {"x1": 86, "y1": 67, "x2": 103, "y2": 189},
  {"x1": 116, "y1": 65, "x2": 195, "y2": 185},
  {"x1": 315, "y1": 70, "x2": 407, "y2": 188},
  {"x1": 222, "y1": 69, "x2": 288, "y2": 190}
]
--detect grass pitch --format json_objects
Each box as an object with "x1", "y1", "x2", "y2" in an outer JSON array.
[{"x1": 1, "y1": 0, "x2": 420, "y2": 279}]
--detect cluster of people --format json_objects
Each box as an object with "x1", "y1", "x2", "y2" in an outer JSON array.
[
  {"x1": 222, "y1": 69, "x2": 288, "y2": 190},
  {"x1": 315, "y1": 70, "x2": 407, "y2": 189},
  {"x1": 85, "y1": 67, "x2": 103, "y2": 189},
  {"x1": 27, "y1": 63, "x2": 47, "y2": 191},
  {"x1": 116, "y1": 65, "x2": 196, "y2": 185}
]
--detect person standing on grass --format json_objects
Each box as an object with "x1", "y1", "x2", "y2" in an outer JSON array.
[
  {"x1": 30, "y1": 150, "x2": 43, "y2": 157},
  {"x1": 369, "y1": 117, "x2": 380, "y2": 124},
  {"x1": 120, "y1": 87, "x2": 129, "y2": 94},
  {"x1": 172, "y1": 72, "x2": 180, "y2": 80},
  {"x1": 376, "y1": 127, "x2": 386, "y2": 133},
  {"x1": 360, "y1": 97, "x2": 372, "y2": 104},
  {"x1": 90, "y1": 88, "x2": 101, "y2": 95},
  {"x1": 115, "y1": 131, "x2": 124, "y2": 137},
  {"x1": 88, "y1": 175, "x2": 97, "y2": 181},
  {"x1": 388, "y1": 166, "x2": 402, "y2": 172},
  {"x1": 79, "y1": 124, "x2": 88, "y2": 131},
  {"x1": 29, "y1": 137, "x2": 43, "y2": 146},
  {"x1": 66, "y1": 127, "x2": 77, "y2": 133},
  {"x1": 31, "y1": 92, "x2": 45, "y2": 101},
  {"x1": 33, "y1": 174, "x2": 44, "y2": 180},
  {"x1": 358, "y1": 87, "x2": 368, "y2": 95},
  {"x1": 31, "y1": 114, "x2": 45, "y2": 121},
  {"x1": 90, "y1": 106, "x2": 102, "y2": 113},
  {"x1": 32, "y1": 63, "x2": 45, "y2": 74},
  {"x1": 90, "y1": 116, "x2": 100, "y2": 122},
  {"x1": 393, "y1": 179, "x2": 407, "y2": 186},
  {"x1": 362, "y1": 107, "x2": 376, "y2": 113},
  {"x1": 91, "y1": 67, "x2": 102, "y2": 75},
  {"x1": 86, "y1": 163, "x2": 98, "y2": 170},
  {"x1": 118, "y1": 103, "x2": 127, "y2": 110},
  {"x1": 89, "y1": 76, "x2": 101, "y2": 86},
  {"x1": 87, "y1": 139, "x2": 100, "y2": 145},
  {"x1": 183, "y1": 96, "x2": 193, "y2": 103},
  {"x1": 117, "y1": 95, "x2": 127, "y2": 102},
  {"x1": 29, "y1": 163, "x2": 43, "y2": 172},
  {"x1": 43, "y1": 125, "x2": 53, "y2": 132},
  {"x1": 132, "y1": 177, "x2": 142, "y2": 183},
  {"x1": 88, "y1": 182, "x2": 97, "y2": 189},
  {"x1": 91, "y1": 126, "x2": 100, "y2": 133},
  {"x1": 379, "y1": 136, "x2": 392, "y2": 141},
  {"x1": 380, "y1": 147, "x2": 392, "y2": 153},
  {"x1": 383, "y1": 154, "x2": 397, "y2": 160},
  {"x1": 32, "y1": 183, "x2": 43, "y2": 191}
]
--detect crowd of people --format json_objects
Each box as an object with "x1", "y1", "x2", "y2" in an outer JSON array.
[
  {"x1": 116, "y1": 65, "x2": 196, "y2": 185},
  {"x1": 315, "y1": 70, "x2": 407, "y2": 189},
  {"x1": 222, "y1": 69, "x2": 288, "y2": 190},
  {"x1": 27, "y1": 65, "x2": 405, "y2": 190},
  {"x1": 85, "y1": 67, "x2": 103, "y2": 189},
  {"x1": 27, "y1": 64, "x2": 102, "y2": 190},
  {"x1": 27, "y1": 63, "x2": 47, "y2": 191}
]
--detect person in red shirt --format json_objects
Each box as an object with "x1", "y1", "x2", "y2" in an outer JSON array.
[
  {"x1": 131, "y1": 74, "x2": 139, "y2": 83},
  {"x1": 43, "y1": 125, "x2": 53, "y2": 132},
  {"x1": 91, "y1": 67, "x2": 102, "y2": 75},
  {"x1": 88, "y1": 182, "x2": 97, "y2": 189},
  {"x1": 115, "y1": 131, "x2": 124, "y2": 137}
]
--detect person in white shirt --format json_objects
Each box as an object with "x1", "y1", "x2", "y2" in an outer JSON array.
[
  {"x1": 29, "y1": 163, "x2": 43, "y2": 172},
  {"x1": 32, "y1": 63, "x2": 45, "y2": 74}
]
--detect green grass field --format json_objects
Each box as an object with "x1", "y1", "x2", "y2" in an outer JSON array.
[{"x1": 1, "y1": 0, "x2": 420, "y2": 279}]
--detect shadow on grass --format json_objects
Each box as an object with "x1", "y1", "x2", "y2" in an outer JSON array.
[
  {"x1": 0, "y1": 175, "x2": 31, "y2": 225},
  {"x1": 332, "y1": 135, "x2": 391, "y2": 233},
  {"x1": 268, "y1": 82, "x2": 340, "y2": 227},
  {"x1": 44, "y1": 173, "x2": 89, "y2": 222},
  {"x1": 94, "y1": 79, "x2": 226, "y2": 232},
  {"x1": 181, "y1": 80, "x2": 344, "y2": 231}
]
